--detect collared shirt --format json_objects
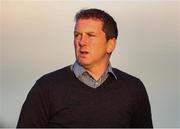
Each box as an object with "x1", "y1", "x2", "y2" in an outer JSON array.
[{"x1": 71, "y1": 61, "x2": 117, "y2": 88}]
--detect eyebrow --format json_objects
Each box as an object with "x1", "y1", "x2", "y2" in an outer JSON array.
[{"x1": 74, "y1": 31, "x2": 96, "y2": 34}]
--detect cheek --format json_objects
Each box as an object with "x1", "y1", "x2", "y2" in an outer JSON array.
[
  {"x1": 91, "y1": 45, "x2": 103, "y2": 56},
  {"x1": 93, "y1": 41, "x2": 107, "y2": 52},
  {"x1": 74, "y1": 44, "x2": 78, "y2": 55},
  {"x1": 74, "y1": 41, "x2": 78, "y2": 49}
]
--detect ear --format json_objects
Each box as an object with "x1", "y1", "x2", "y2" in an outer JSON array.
[{"x1": 107, "y1": 38, "x2": 116, "y2": 54}]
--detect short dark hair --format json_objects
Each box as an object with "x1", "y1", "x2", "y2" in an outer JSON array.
[{"x1": 75, "y1": 8, "x2": 118, "y2": 41}]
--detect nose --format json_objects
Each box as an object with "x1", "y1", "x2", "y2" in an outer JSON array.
[{"x1": 79, "y1": 35, "x2": 88, "y2": 46}]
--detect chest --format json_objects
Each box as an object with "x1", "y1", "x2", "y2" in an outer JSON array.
[{"x1": 48, "y1": 85, "x2": 134, "y2": 127}]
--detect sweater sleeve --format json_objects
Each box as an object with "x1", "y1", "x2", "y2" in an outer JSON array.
[
  {"x1": 131, "y1": 79, "x2": 153, "y2": 128},
  {"x1": 17, "y1": 79, "x2": 50, "y2": 128}
]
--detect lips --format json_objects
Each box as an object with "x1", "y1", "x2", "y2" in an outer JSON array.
[
  {"x1": 79, "y1": 50, "x2": 89, "y2": 57},
  {"x1": 80, "y1": 51, "x2": 89, "y2": 54}
]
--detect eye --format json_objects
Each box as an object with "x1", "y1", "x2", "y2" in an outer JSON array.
[
  {"x1": 74, "y1": 32, "x2": 82, "y2": 39},
  {"x1": 74, "y1": 33, "x2": 79, "y2": 37},
  {"x1": 87, "y1": 33, "x2": 96, "y2": 37}
]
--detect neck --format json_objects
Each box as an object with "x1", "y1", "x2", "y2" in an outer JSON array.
[{"x1": 84, "y1": 61, "x2": 109, "y2": 81}]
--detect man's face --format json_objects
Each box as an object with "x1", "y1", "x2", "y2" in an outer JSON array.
[{"x1": 74, "y1": 18, "x2": 115, "y2": 69}]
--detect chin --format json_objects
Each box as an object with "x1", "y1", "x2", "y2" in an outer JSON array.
[{"x1": 77, "y1": 59, "x2": 90, "y2": 67}]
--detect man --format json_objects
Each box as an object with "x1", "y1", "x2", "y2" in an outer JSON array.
[{"x1": 17, "y1": 8, "x2": 153, "y2": 128}]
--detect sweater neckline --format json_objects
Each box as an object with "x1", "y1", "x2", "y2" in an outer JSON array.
[{"x1": 65, "y1": 65, "x2": 121, "y2": 93}]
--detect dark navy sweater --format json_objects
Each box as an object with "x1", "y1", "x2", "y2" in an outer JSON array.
[{"x1": 17, "y1": 66, "x2": 153, "y2": 128}]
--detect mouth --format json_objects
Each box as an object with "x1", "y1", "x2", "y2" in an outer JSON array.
[
  {"x1": 80, "y1": 51, "x2": 89, "y2": 54},
  {"x1": 79, "y1": 51, "x2": 89, "y2": 57}
]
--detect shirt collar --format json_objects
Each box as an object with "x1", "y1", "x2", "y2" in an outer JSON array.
[{"x1": 71, "y1": 61, "x2": 117, "y2": 80}]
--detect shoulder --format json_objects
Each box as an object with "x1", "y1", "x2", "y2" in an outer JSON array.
[
  {"x1": 112, "y1": 68, "x2": 140, "y2": 82},
  {"x1": 112, "y1": 68, "x2": 150, "y2": 103},
  {"x1": 31, "y1": 65, "x2": 73, "y2": 92},
  {"x1": 37, "y1": 65, "x2": 72, "y2": 83},
  {"x1": 112, "y1": 68, "x2": 145, "y2": 90},
  {"x1": 26, "y1": 65, "x2": 73, "y2": 101}
]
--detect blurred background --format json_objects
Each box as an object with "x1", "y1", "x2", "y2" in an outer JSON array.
[{"x1": 1, "y1": 0, "x2": 179, "y2": 127}]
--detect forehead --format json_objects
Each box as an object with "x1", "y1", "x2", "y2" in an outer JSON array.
[{"x1": 75, "y1": 19, "x2": 103, "y2": 31}]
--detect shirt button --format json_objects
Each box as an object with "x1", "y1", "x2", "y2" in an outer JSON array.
[{"x1": 95, "y1": 82, "x2": 98, "y2": 85}]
